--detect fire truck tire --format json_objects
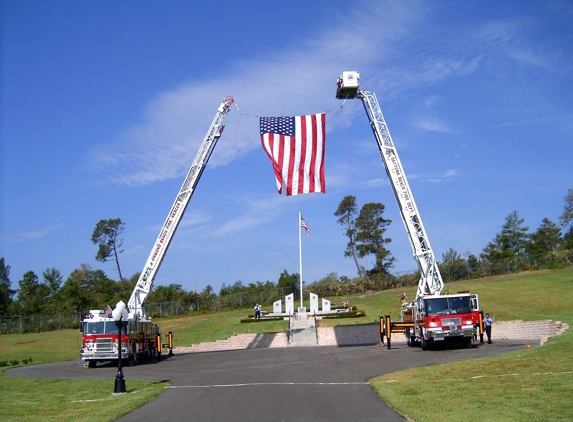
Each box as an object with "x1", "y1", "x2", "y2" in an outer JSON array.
[
  {"x1": 129, "y1": 344, "x2": 137, "y2": 366},
  {"x1": 87, "y1": 360, "x2": 97, "y2": 368},
  {"x1": 151, "y1": 344, "x2": 158, "y2": 360},
  {"x1": 421, "y1": 331, "x2": 430, "y2": 351}
]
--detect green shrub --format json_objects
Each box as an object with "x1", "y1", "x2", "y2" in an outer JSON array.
[
  {"x1": 240, "y1": 317, "x2": 284, "y2": 324},
  {"x1": 322, "y1": 309, "x2": 366, "y2": 319}
]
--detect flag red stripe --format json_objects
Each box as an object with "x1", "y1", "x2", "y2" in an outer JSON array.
[
  {"x1": 318, "y1": 113, "x2": 326, "y2": 192},
  {"x1": 309, "y1": 114, "x2": 318, "y2": 192},
  {"x1": 297, "y1": 116, "x2": 307, "y2": 194}
]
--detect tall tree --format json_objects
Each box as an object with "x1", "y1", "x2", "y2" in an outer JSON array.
[
  {"x1": 42, "y1": 267, "x2": 63, "y2": 314},
  {"x1": 91, "y1": 218, "x2": 126, "y2": 292},
  {"x1": 0, "y1": 257, "x2": 15, "y2": 316},
  {"x1": 526, "y1": 218, "x2": 563, "y2": 255},
  {"x1": 354, "y1": 202, "x2": 394, "y2": 274},
  {"x1": 440, "y1": 247, "x2": 468, "y2": 281},
  {"x1": 15, "y1": 271, "x2": 50, "y2": 316},
  {"x1": 58, "y1": 264, "x2": 120, "y2": 313},
  {"x1": 148, "y1": 284, "x2": 186, "y2": 303},
  {"x1": 559, "y1": 188, "x2": 573, "y2": 250},
  {"x1": 277, "y1": 269, "x2": 299, "y2": 291},
  {"x1": 481, "y1": 210, "x2": 529, "y2": 260},
  {"x1": 334, "y1": 196, "x2": 363, "y2": 277}
]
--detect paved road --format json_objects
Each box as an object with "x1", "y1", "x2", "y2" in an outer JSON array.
[{"x1": 7, "y1": 339, "x2": 537, "y2": 421}]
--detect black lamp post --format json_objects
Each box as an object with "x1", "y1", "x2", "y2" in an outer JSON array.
[{"x1": 112, "y1": 300, "x2": 128, "y2": 394}]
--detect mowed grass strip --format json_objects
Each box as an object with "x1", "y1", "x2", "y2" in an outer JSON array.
[{"x1": 0, "y1": 372, "x2": 167, "y2": 422}]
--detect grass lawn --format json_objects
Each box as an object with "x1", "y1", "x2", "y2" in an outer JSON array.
[
  {"x1": 0, "y1": 375, "x2": 167, "y2": 422},
  {"x1": 369, "y1": 268, "x2": 573, "y2": 422},
  {"x1": 1, "y1": 268, "x2": 572, "y2": 421}
]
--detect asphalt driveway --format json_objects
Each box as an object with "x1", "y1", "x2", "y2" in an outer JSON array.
[{"x1": 7, "y1": 339, "x2": 536, "y2": 421}]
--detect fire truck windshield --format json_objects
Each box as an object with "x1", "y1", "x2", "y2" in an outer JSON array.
[
  {"x1": 424, "y1": 296, "x2": 471, "y2": 316},
  {"x1": 83, "y1": 321, "x2": 127, "y2": 335}
]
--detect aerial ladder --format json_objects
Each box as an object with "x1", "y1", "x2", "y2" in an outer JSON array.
[
  {"x1": 80, "y1": 96, "x2": 236, "y2": 367},
  {"x1": 336, "y1": 73, "x2": 482, "y2": 350},
  {"x1": 128, "y1": 96, "x2": 237, "y2": 320}
]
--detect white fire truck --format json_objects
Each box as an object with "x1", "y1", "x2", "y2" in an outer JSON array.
[
  {"x1": 336, "y1": 72, "x2": 484, "y2": 350},
  {"x1": 80, "y1": 96, "x2": 237, "y2": 367}
]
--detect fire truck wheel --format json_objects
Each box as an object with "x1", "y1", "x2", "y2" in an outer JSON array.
[
  {"x1": 151, "y1": 345, "x2": 158, "y2": 360},
  {"x1": 421, "y1": 331, "x2": 430, "y2": 351},
  {"x1": 87, "y1": 360, "x2": 97, "y2": 368}
]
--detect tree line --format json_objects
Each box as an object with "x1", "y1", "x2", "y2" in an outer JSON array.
[{"x1": 1, "y1": 188, "x2": 571, "y2": 319}]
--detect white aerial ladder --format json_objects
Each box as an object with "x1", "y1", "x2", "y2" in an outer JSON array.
[
  {"x1": 337, "y1": 72, "x2": 482, "y2": 350},
  {"x1": 336, "y1": 71, "x2": 443, "y2": 298},
  {"x1": 80, "y1": 97, "x2": 236, "y2": 367},
  {"x1": 127, "y1": 96, "x2": 237, "y2": 320}
]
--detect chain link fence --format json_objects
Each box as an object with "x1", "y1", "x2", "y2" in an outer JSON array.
[
  {"x1": 0, "y1": 286, "x2": 298, "y2": 334},
  {"x1": 1, "y1": 252, "x2": 571, "y2": 335}
]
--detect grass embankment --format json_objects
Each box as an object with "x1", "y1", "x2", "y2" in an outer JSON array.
[
  {"x1": 0, "y1": 268, "x2": 571, "y2": 421},
  {"x1": 368, "y1": 268, "x2": 573, "y2": 422},
  {"x1": 155, "y1": 308, "x2": 288, "y2": 347}
]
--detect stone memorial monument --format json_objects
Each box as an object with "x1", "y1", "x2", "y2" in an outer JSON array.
[
  {"x1": 309, "y1": 292, "x2": 319, "y2": 314},
  {"x1": 273, "y1": 299, "x2": 282, "y2": 314},
  {"x1": 322, "y1": 298, "x2": 331, "y2": 312},
  {"x1": 285, "y1": 293, "x2": 294, "y2": 315}
]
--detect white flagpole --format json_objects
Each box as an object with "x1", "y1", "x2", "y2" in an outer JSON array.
[{"x1": 299, "y1": 210, "x2": 303, "y2": 308}]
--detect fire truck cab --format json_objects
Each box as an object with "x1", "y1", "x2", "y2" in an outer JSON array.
[
  {"x1": 403, "y1": 293, "x2": 480, "y2": 350},
  {"x1": 80, "y1": 309, "x2": 161, "y2": 368}
]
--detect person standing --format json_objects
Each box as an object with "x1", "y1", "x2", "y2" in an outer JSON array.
[
  {"x1": 484, "y1": 313, "x2": 494, "y2": 344},
  {"x1": 254, "y1": 304, "x2": 261, "y2": 320}
]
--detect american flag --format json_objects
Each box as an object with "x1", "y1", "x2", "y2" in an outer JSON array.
[
  {"x1": 300, "y1": 216, "x2": 311, "y2": 236},
  {"x1": 260, "y1": 113, "x2": 326, "y2": 196},
  {"x1": 105, "y1": 305, "x2": 112, "y2": 318}
]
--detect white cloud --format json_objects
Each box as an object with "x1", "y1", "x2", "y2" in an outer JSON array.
[
  {"x1": 426, "y1": 169, "x2": 458, "y2": 183},
  {"x1": 413, "y1": 116, "x2": 456, "y2": 134},
  {"x1": 83, "y1": 1, "x2": 430, "y2": 187},
  {"x1": 12, "y1": 222, "x2": 64, "y2": 242}
]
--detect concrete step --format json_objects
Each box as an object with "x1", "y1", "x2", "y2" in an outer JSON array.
[{"x1": 289, "y1": 315, "x2": 318, "y2": 347}]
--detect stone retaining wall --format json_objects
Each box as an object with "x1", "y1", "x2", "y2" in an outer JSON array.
[
  {"x1": 493, "y1": 320, "x2": 568, "y2": 345},
  {"x1": 175, "y1": 332, "x2": 288, "y2": 354},
  {"x1": 317, "y1": 324, "x2": 380, "y2": 346},
  {"x1": 173, "y1": 320, "x2": 568, "y2": 354}
]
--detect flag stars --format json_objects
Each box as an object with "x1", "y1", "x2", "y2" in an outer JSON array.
[{"x1": 260, "y1": 116, "x2": 295, "y2": 136}]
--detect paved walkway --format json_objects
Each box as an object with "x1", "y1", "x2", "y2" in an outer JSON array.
[{"x1": 289, "y1": 313, "x2": 318, "y2": 347}]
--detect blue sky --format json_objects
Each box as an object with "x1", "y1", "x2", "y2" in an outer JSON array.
[{"x1": 1, "y1": 0, "x2": 572, "y2": 296}]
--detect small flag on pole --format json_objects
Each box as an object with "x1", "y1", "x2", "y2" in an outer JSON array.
[
  {"x1": 300, "y1": 216, "x2": 311, "y2": 236},
  {"x1": 105, "y1": 305, "x2": 112, "y2": 318}
]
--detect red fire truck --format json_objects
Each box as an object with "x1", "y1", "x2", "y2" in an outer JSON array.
[
  {"x1": 336, "y1": 72, "x2": 483, "y2": 350},
  {"x1": 80, "y1": 97, "x2": 236, "y2": 367},
  {"x1": 80, "y1": 309, "x2": 164, "y2": 367}
]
